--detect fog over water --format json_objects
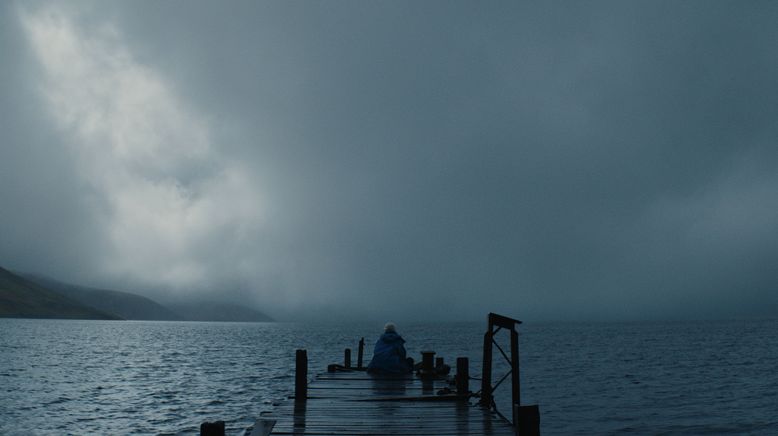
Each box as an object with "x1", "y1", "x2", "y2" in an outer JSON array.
[{"x1": 1, "y1": 1, "x2": 777, "y2": 321}]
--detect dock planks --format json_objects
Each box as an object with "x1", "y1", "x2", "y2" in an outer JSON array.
[{"x1": 262, "y1": 369, "x2": 516, "y2": 435}]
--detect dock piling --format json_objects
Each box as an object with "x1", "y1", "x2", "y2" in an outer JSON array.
[
  {"x1": 200, "y1": 420, "x2": 225, "y2": 436},
  {"x1": 456, "y1": 357, "x2": 469, "y2": 395},
  {"x1": 344, "y1": 348, "x2": 352, "y2": 368},
  {"x1": 420, "y1": 351, "x2": 435, "y2": 376},
  {"x1": 481, "y1": 328, "x2": 493, "y2": 405},
  {"x1": 357, "y1": 337, "x2": 365, "y2": 369},
  {"x1": 514, "y1": 404, "x2": 540, "y2": 436},
  {"x1": 511, "y1": 328, "x2": 521, "y2": 409},
  {"x1": 295, "y1": 349, "x2": 307, "y2": 402}
]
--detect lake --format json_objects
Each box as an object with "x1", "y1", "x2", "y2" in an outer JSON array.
[{"x1": 1, "y1": 318, "x2": 776, "y2": 435}]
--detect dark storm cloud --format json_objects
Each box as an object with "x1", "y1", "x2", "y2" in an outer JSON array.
[{"x1": 2, "y1": 0, "x2": 777, "y2": 321}]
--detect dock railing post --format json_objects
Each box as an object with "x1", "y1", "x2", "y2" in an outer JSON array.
[
  {"x1": 456, "y1": 357, "x2": 469, "y2": 395},
  {"x1": 344, "y1": 348, "x2": 351, "y2": 368},
  {"x1": 420, "y1": 351, "x2": 435, "y2": 377},
  {"x1": 481, "y1": 326, "x2": 493, "y2": 406},
  {"x1": 295, "y1": 349, "x2": 307, "y2": 402},
  {"x1": 357, "y1": 337, "x2": 365, "y2": 369},
  {"x1": 511, "y1": 328, "x2": 520, "y2": 413}
]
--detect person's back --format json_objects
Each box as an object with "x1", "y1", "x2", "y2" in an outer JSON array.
[{"x1": 367, "y1": 323, "x2": 411, "y2": 374}]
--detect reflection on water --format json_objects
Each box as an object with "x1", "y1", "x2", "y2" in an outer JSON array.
[{"x1": 1, "y1": 318, "x2": 777, "y2": 435}]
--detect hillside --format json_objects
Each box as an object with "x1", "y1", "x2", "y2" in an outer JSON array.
[
  {"x1": 23, "y1": 274, "x2": 182, "y2": 321},
  {"x1": 166, "y1": 301, "x2": 274, "y2": 322},
  {"x1": 0, "y1": 267, "x2": 120, "y2": 320}
]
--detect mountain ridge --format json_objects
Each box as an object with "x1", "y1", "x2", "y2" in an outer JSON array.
[
  {"x1": 17, "y1": 271, "x2": 274, "y2": 322},
  {"x1": 0, "y1": 267, "x2": 120, "y2": 320},
  {"x1": 23, "y1": 274, "x2": 183, "y2": 321}
]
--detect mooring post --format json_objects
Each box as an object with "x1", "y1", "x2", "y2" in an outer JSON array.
[
  {"x1": 456, "y1": 357, "x2": 469, "y2": 395},
  {"x1": 511, "y1": 328, "x2": 521, "y2": 410},
  {"x1": 344, "y1": 348, "x2": 351, "y2": 368},
  {"x1": 357, "y1": 337, "x2": 365, "y2": 369},
  {"x1": 515, "y1": 404, "x2": 540, "y2": 436},
  {"x1": 420, "y1": 351, "x2": 435, "y2": 376},
  {"x1": 481, "y1": 326, "x2": 493, "y2": 406},
  {"x1": 295, "y1": 349, "x2": 307, "y2": 402},
  {"x1": 200, "y1": 420, "x2": 225, "y2": 436}
]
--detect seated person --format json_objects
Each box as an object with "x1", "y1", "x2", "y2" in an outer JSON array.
[{"x1": 367, "y1": 322, "x2": 413, "y2": 374}]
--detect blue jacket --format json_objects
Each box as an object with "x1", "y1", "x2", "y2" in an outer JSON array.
[{"x1": 367, "y1": 332, "x2": 410, "y2": 373}]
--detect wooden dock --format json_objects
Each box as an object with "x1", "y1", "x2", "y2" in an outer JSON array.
[
  {"x1": 214, "y1": 313, "x2": 539, "y2": 436},
  {"x1": 260, "y1": 367, "x2": 517, "y2": 435}
]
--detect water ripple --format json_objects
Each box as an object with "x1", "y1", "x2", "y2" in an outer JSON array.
[{"x1": 1, "y1": 318, "x2": 777, "y2": 435}]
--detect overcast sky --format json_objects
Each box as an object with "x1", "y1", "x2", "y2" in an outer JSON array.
[{"x1": 1, "y1": 0, "x2": 777, "y2": 322}]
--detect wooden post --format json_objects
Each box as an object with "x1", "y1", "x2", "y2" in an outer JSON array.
[
  {"x1": 481, "y1": 328, "x2": 493, "y2": 406},
  {"x1": 344, "y1": 348, "x2": 351, "y2": 368},
  {"x1": 295, "y1": 349, "x2": 307, "y2": 402},
  {"x1": 513, "y1": 403, "x2": 519, "y2": 435},
  {"x1": 421, "y1": 351, "x2": 435, "y2": 374},
  {"x1": 200, "y1": 421, "x2": 225, "y2": 436},
  {"x1": 293, "y1": 398, "x2": 307, "y2": 433},
  {"x1": 357, "y1": 337, "x2": 365, "y2": 369},
  {"x1": 515, "y1": 404, "x2": 540, "y2": 436},
  {"x1": 200, "y1": 421, "x2": 224, "y2": 436},
  {"x1": 422, "y1": 352, "x2": 434, "y2": 370},
  {"x1": 511, "y1": 329, "x2": 520, "y2": 409},
  {"x1": 456, "y1": 357, "x2": 469, "y2": 395}
]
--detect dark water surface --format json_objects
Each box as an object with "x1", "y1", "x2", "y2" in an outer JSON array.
[{"x1": 1, "y1": 318, "x2": 776, "y2": 435}]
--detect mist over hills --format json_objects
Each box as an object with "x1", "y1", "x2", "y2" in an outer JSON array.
[
  {"x1": 1, "y1": 267, "x2": 273, "y2": 322},
  {"x1": 23, "y1": 274, "x2": 182, "y2": 321},
  {"x1": 164, "y1": 301, "x2": 274, "y2": 323},
  {"x1": 0, "y1": 267, "x2": 119, "y2": 320}
]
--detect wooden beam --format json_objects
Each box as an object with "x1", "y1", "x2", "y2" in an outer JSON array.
[
  {"x1": 295, "y1": 349, "x2": 307, "y2": 401},
  {"x1": 456, "y1": 357, "x2": 469, "y2": 395},
  {"x1": 510, "y1": 329, "x2": 520, "y2": 415},
  {"x1": 480, "y1": 330, "x2": 493, "y2": 406},
  {"x1": 357, "y1": 337, "x2": 365, "y2": 369},
  {"x1": 488, "y1": 313, "x2": 522, "y2": 330}
]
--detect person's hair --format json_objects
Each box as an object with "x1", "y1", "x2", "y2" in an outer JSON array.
[{"x1": 384, "y1": 322, "x2": 396, "y2": 333}]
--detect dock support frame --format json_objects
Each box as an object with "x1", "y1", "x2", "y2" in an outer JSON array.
[{"x1": 480, "y1": 313, "x2": 523, "y2": 428}]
